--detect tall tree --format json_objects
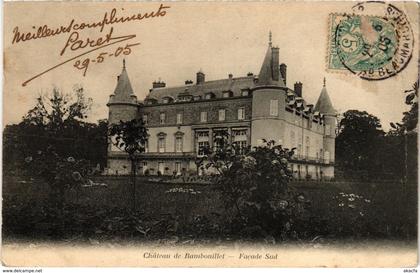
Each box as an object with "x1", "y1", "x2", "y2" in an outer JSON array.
[
  {"x1": 390, "y1": 80, "x2": 418, "y2": 133},
  {"x1": 3, "y1": 86, "x2": 108, "y2": 174},
  {"x1": 109, "y1": 118, "x2": 148, "y2": 210},
  {"x1": 336, "y1": 110, "x2": 384, "y2": 177},
  {"x1": 22, "y1": 86, "x2": 92, "y2": 130},
  {"x1": 387, "y1": 80, "x2": 419, "y2": 182}
]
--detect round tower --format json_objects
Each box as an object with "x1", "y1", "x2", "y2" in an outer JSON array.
[
  {"x1": 106, "y1": 60, "x2": 139, "y2": 175},
  {"x1": 251, "y1": 34, "x2": 288, "y2": 146},
  {"x1": 314, "y1": 77, "x2": 337, "y2": 179},
  {"x1": 107, "y1": 59, "x2": 139, "y2": 125}
]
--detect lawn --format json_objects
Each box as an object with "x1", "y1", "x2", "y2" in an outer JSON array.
[{"x1": 3, "y1": 175, "x2": 417, "y2": 243}]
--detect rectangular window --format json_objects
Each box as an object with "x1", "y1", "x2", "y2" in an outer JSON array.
[
  {"x1": 298, "y1": 144, "x2": 302, "y2": 157},
  {"x1": 270, "y1": 100, "x2": 278, "y2": 116},
  {"x1": 198, "y1": 141, "x2": 209, "y2": 156},
  {"x1": 200, "y1": 111, "x2": 207, "y2": 123},
  {"x1": 144, "y1": 139, "x2": 149, "y2": 153},
  {"x1": 218, "y1": 109, "x2": 226, "y2": 121},
  {"x1": 238, "y1": 107, "x2": 245, "y2": 120},
  {"x1": 175, "y1": 136, "x2": 183, "y2": 152},
  {"x1": 325, "y1": 124, "x2": 331, "y2": 136},
  {"x1": 324, "y1": 151, "x2": 330, "y2": 164},
  {"x1": 160, "y1": 113, "x2": 166, "y2": 124},
  {"x1": 305, "y1": 136, "x2": 310, "y2": 158},
  {"x1": 158, "y1": 162, "x2": 165, "y2": 175},
  {"x1": 143, "y1": 114, "x2": 148, "y2": 125},
  {"x1": 290, "y1": 131, "x2": 296, "y2": 149},
  {"x1": 142, "y1": 162, "x2": 148, "y2": 175},
  {"x1": 176, "y1": 113, "x2": 183, "y2": 124},
  {"x1": 241, "y1": 90, "x2": 249, "y2": 96},
  {"x1": 175, "y1": 162, "x2": 181, "y2": 175},
  {"x1": 158, "y1": 137, "x2": 165, "y2": 153},
  {"x1": 233, "y1": 140, "x2": 247, "y2": 154}
]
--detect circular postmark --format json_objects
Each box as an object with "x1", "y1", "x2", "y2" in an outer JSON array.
[{"x1": 333, "y1": 2, "x2": 414, "y2": 80}]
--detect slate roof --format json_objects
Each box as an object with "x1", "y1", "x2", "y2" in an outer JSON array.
[
  {"x1": 109, "y1": 62, "x2": 137, "y2": 104},
  {"x1": 146, "y1": 76, "x2": 256, "y2": 101},
  {"x1": 146, "y1": 44, "x2": 286, "y2": 102},
  {"x1": 314, "y1": 85, "x2": 335, "y2": 115},
  {"x1": 256, "y1": 45, "x2": 285, "y2": 87}
]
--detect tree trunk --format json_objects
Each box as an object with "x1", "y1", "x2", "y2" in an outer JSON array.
[{"x1": 131, "y1": 158, "x2": 137, "y2": 211}]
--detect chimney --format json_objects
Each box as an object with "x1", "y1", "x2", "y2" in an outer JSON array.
[
  {"x1": 280, "y1": 63, "x2": 287, "y2": 85},
  {"x1": 153, "y1": 80, "x2": 166, "y2": 88},
  {"x1": 228, "y1": 73, "x2": 233, "y2": 79},
  {"x1": 247, "y1": 72, "x2": 253, "y2": 76},
  {"x1": 196, "y1": 71, "x2": 205, "y2": 84},
  {"x1": 271, "y1": 47, "x2": 280, "y2": 81},
  {"x1": 294, "y1": 82, "x2": 303, "y2": 97},
  {"x1": 185, "y1": 80, "x2": 193, "y2": 85}
]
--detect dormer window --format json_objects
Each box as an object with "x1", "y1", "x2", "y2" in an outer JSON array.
[
  {"x1": 145, "y1": 98, "x2": 157, "y2": 105},
  {"x1": 160, "y1": 112, "x2": 166, "y2": 124},
  {"x1": 162, "y1": 96, "x2": 174, "y2": 104},
  {"x1": 178, "y1": 92, "x2": 192, "y2": 102},
  {"x1": 218, "y1": 109, "x2": 226, "y2": 121},
  {"x1": 205, "y1": 92, "x2": 215, "y2": 100},
  {"x1": 222, "y1": 91, "x2": 233, "y2": 98}
]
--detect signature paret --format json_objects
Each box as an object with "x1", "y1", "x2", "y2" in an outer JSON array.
[{"x1": 60, "y1": 27, "x2": 129, "y2": 56}]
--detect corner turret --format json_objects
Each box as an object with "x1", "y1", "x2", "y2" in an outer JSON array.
[
  {"x1": 106, "y1": 60, "x2": 140, "y2": 175},
  {"x1": 251, "y1": 32, "x2": 288, "y2": 146},
  {"x1": 107, "y1": 59, "x2": 139, "y2": 124},
  {"x1": 315, "y1": 77, "x2": 336, "y2": 179}
]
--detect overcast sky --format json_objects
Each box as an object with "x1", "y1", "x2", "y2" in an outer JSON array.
[{"x1": 4, "y1": 2, "x2": 419, "y2": 130}]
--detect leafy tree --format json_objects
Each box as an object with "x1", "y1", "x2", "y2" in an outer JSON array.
[
  {"x1": 3, "y1": 87, "x2": 108, "y2": 174},
  {"x1": 336, "y1": 110, "x2": 385, "y2": 177},
  {"x1": 198, "y1": 137, "x2": 308, "y2": 240},
  {"x1": 387, "y1": 80, "x2": 418, "y2": 182},
  {"x1": 22, "y1": 86, "x2": 92, "y2": 129},
  {"x1": 390, "y1": 80, "x2": 418, "y2": 133},
  {"x1": 109, "y1": 118, "x2": 148, "y2": 210}
]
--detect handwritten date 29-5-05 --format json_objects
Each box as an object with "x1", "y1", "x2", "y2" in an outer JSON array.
[{"x1": 74, "y1": 42, "x2": 139, "y2": 76}]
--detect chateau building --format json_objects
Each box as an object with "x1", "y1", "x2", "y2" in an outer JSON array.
[{"x1": 106, "y1": 35, "x2": 337, "y2": 179}]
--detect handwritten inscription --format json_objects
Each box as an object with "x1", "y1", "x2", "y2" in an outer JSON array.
[
  {"x1": 12, "y1": 4, "x2": 170, "y2": 86},
  {"x1": 12, "y1": 4, "x2": 170, "y2": 44},
  {"x1": 74, "y1": 42, "x2": 140, "y2": 76}
]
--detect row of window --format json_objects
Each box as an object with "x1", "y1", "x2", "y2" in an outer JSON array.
[
  {"x1": 140, "y1": 161, "x2": 183, "y2": 175},
  {"x1": 143, "y1": 107, "x2": 246, "y2": 125},
  {"x1": 156, "y1": 135, "x2": 184, "y2": 153},
  {"x1": 152, "y1": 90, "x2": 251, "y2": 105},
  {"x1": 139, "y1": 160, "x2": 327, "y2": 177},
  {"x1": 149, "y1": 129, "x2": 248, "y2": 155},
  {"x1": 142, "y1": 99, "x2": 305, "y2": 125}
]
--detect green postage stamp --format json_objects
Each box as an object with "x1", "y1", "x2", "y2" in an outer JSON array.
[{"x1": 328, "y1": 2, "x2": 414, "y2": 81}]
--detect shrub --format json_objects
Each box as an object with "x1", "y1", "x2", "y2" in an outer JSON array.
[{"x1": 198, "y1": 138, "x2": 308, "y2": 240}]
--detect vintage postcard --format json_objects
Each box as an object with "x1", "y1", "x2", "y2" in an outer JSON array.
[{"x1": 2, "y1": 1, "x2": 419, "y2": 268}]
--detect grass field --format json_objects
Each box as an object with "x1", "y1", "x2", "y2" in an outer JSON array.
[{"x1": 3, "y1": 175, "x2": 417, "y2": 242}]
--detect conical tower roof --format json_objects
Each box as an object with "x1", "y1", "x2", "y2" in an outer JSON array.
[
  {"x1": 314, "y1": 78, "x2": 335, "y2": 114},
  {"x1": 110, "y1": 59, "x2": 136, "y2": 103},
  {"x1": 256, "y1": 32, "x2": 285, "y2": 87},
  {"x1": 257, "y1": 45, "x2": 275, "y2": 86}
]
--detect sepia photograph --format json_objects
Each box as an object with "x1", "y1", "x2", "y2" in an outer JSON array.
[{"x1": 2, "y1": 1, "x2": 418, "y2": 268}]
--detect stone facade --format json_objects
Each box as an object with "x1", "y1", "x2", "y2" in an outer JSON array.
[{"x1": 106, "y1": 36, "x2": 337, "y2": 180}]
